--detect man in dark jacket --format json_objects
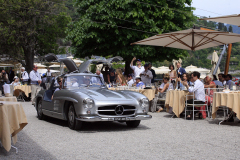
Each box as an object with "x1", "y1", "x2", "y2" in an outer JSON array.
[
  {"x1": 8, "y1": 67, "x2": 15, "y2": 83},
  {"x1": 148, "y1": 63, "x2": 156, "y2": 83}
]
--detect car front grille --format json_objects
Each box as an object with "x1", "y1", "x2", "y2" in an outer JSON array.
[{"x1": 97, "y1": 105, "x2": 136, "y2": 116}]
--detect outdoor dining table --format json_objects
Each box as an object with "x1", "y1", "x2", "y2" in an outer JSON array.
[
  {"x1": 108, "y1": 87, "x2": 156, "y2": 101},
  {"x1": 165, "y1": 90, "x2": 193, "y2": 117},
  {"x1": 0, "y1": 96, "x2": 17, "y2": 102},
  {"x1": 0, "y1": 101, "x2": 28, "y2": 152},
  {"x1": 14, "y1": 85, "x2": 31, "y2": 97},
  {"x1": 212, "y1": 91, "x2": 240, "y2": 119}
]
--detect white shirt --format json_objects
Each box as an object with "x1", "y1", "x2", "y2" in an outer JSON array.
[
  {"x1": 46, "y1": 71, "x2": 52, "y2": 77},
  {"x1": 72, "y1": 82, "x2": 79, "y2": 87},
  {"x1": 223, "y1": 81, "x2": 226, "y2": 85},
  {"x1": 30, "y1": 70, "x2": 41, "y2": 81},
  {"x1": 140, "y1": 70, "x2": 153, "y2": 85},
  {"x1": 95, "y1": 73, "x2": 104, "y2": 81},
  {"x1": 127, "y1": 79, "x2": 134, "y2": 86},
  {"x1": 54, "y1": 88, "x2": 60, "y2": 94},
  {"x1": 11, "y1": 82, "x2": 20, "y2": 87},
  {"x1": 188, "y1": 79, "x2": 205, "y2": 102},
  {"x1": 130, "y1": 65, "x2": 144, "y2": 78},
  {"x1": 22, "y1": 71, "x2": 29, "y2": 81},
  {"x1": 159, "y1": 83, "x2": 165, "y2": 89}
]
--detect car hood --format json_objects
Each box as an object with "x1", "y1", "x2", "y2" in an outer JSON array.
[{"x1": 76, "y1": 88, "x2": 134, "y2": 101}]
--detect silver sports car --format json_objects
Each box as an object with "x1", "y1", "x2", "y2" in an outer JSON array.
[{"x1": 35, "y1": 54, "x2": 152, "y2": 130}]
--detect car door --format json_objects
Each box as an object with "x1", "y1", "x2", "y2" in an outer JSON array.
[{"x1": 42, "y1": 89, "x2": 54, "y2": 111}]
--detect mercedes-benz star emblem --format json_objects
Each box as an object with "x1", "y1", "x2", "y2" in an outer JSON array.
[{"x1": 115, "y1": 105, "x2": 124, "y2": 115}]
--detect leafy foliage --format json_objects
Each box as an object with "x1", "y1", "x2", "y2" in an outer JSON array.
[
  {"x1": 67, "y1": 0, "x2": 197, "y2": 64},
  {"x1": 0, "y1": 0, "x2": 71, "y2": 72}
]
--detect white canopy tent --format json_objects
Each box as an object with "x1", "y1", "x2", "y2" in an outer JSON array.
[
  {"x1": 34, "y1": 63, "x2": 46, "y2": 68},
  {"x1": 152, "y1": 66, "x2": 170, "y2": 74},
  {"x1": 0, "y1": 63, "x2": 14, "y2": 67},
  {"x1": 49, "y1": 64, "x2": 61, "y2": 68},
  {"x1": 185, "y1": 65, "x2": 211, "y2": 79},
  {"x1": 37, "y1": 69, "x2": 60, "y2": 76}
]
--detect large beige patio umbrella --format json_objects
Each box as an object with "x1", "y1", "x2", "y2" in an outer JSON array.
[
  {"x1": 200, "y1": 14, "x2": 240, "y2": 27},
  {"x1": 211, "y1": 51, "x2": 220, "y2": 77},
  {"x1": 131, "y1": 29, "x2": 240, "y2": 51}
]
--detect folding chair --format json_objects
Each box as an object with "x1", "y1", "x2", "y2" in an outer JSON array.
[
  {"x1": 14, "y1": 89, "x2": 25, "y2": 102},
  {"x1": 185, "y1": 94, "x2": 208, "y2": 121}
]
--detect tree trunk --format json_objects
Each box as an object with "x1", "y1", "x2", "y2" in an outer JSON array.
[{"x1": 23, "y1": 47, "x2": 34, "y2": 73}]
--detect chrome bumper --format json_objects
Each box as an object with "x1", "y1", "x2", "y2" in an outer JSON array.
[{"x1": 76, "y1": 114, "x2": 152, "y2": 122}]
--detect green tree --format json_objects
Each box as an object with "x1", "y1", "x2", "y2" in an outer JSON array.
[
  {"x1": 228, "y1": 25, "x2": 233, "y2": 33},
  {"x1": 67, "y1": 0, "x2": 196, "y2": 74},
  {"x1": 223, "y1": 26, "x2": 227, "y2": 32},
  {"x1": 0, "y1": 0, "x2": 71, "y2": 73},
  {"x1": 218, "y1": 22, "x2": 224, "y2": 31}
]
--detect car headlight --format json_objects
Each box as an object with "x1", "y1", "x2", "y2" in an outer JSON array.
[
  {"x1": 139, "y1": 98, "x2": 149, "y2": 109},
  {"x1": 83, "y1": 98, "x2": 94, "y2": 109}
]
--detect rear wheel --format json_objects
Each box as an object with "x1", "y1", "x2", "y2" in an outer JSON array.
[
  {"x1": 126, "y1": 120, "x2": 141, "y2": 128},
  {"x1": 68, "y1": 104, "x2": 82, "y2": 130},
  {"x1": 37, "y1": 99, "x2": 45, "y2": 120}
]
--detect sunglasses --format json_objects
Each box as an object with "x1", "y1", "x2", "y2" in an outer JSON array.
[{"x1": 58, "y1": 81, "x2": 62, "y2": 82}]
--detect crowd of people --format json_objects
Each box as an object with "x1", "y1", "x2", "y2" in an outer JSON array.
[{"x1": 0, "y1": 58, "x2": 237, "y2": 115}]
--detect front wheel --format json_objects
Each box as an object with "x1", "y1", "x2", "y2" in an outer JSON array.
[
  {"x1": 68, "y1": 104, "x2": 82, "y2": 130},
  {"x1": 37, "y1": 99, "x2": 45, "y2": 120},
  {"x1": 126, "y1": 120, "x2": 141, "y2": 128}
]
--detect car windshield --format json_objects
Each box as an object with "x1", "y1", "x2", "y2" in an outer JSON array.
[{"x1": 64, "y1": 75, "x2": 105, "y2": 89}]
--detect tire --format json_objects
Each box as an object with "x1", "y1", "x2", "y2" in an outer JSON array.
[
  {"x1": 67, "y1": 104, "x2": 82, "y2": 130},
  {"x1": 126, "y1": 120, "x2": 141, "y2": 128},
  {"x1": 37, "y1": 99, "x2": 46, "y2": 120}
]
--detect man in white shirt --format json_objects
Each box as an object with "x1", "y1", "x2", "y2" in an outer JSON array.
[
  {"x1": 30, "y1": 65, "x2": 42, "y2": 105},
  {"x1": 93, "y1": 69, "x2": 104, "y2": 84},
  {"x1": 21, "y1": 67, "x2": 29, "y2": 85},
  {"x1": 71, "y1": 78, "x2": 79, "y2": 87},
  {"x1": 46, "y1": 67, "x2": 52, "y2": 83},
  {"x1": 140, "y1": 64, "x2": 153, "y2": 86},
  {"x1": 127, "y1": 74, "x2": 134, "y2": 87},
  {"x1": 183, "y1": 71, "x2": 205, "y2": 119},
  {"x1": 130, "y1": 57, "x2": 144, "y2": 79}
]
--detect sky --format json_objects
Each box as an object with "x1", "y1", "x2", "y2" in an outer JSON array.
[{"x1": 191, "y1": 0, "x2": 240, "y2": 18}]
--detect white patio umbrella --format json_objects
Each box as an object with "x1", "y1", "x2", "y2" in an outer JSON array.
[
  {"x1": 131, "y1": 29, "x2": 240, "y2": 51},
  {"x1": 200, "y1": 14, "x2": 240, "y2": 27},
  {"x1": 152, "y1": 66, "x2": 170, "y2": 74},
  {"x1": 211, "y1": 51, "x2": 220, "y2": 78}
]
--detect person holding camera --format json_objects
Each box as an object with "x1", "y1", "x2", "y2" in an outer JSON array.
[{"x1": 0, "y1": 70, "x2": 9, "y2": 94}]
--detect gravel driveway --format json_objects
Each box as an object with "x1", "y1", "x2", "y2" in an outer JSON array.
[{"x1": 1, "y1": 102, "x2": 240, "y2": 160}]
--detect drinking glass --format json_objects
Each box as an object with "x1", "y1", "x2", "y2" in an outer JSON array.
[{"x1": 226, "y1": 85, "x2": 229, "y2": 90}]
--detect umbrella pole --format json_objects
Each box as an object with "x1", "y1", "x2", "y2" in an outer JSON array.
[
  {"x1": 213, "y1": 44, "x2": 227, "y2": 75},
  {"x1": 224, "y1": 43, "x2": 232, "y2": 75}
]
